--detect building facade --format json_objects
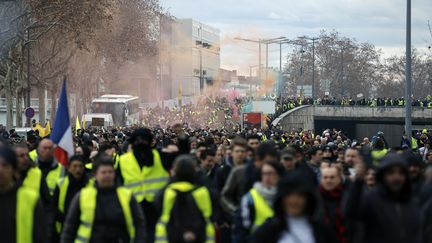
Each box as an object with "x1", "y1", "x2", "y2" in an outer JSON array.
[{"x1": 169, "y1": 19, "x2": 220, "y2": 98}]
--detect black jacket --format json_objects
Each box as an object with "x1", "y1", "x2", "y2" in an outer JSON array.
[
  {"x1": 251, "y1": 170, "x2": 336, "y2": 243},
  {"x1": 214, "y1": 157, "x2": 234, "y2": 193},
  {"x1": 0, "y1": 184, "x2": 46, "y2": 243},
  {"x1": 154, "y1": 178, "x2": 222, "y2": 224},
  {"x1": 344, "y1": 154, "x2": 421, "y2": 243},
  {"x1": 50, "y1": 174, "x2": 89, "y2": 242},
  {"x1": 60, "y1": 185, "x2": 146, "y2": 243}
]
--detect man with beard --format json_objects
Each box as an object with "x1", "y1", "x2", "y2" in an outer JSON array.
[
  {"x1": 345, "y1": 153, "x2": 421, "y2": 243},
  {"x1": 117, "y1": 128, "x2": 188, "y2": 243}
]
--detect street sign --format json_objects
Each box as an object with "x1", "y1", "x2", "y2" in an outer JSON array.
[{"x1": 25, "y1": 107, "x2": 35, "y2": 119}]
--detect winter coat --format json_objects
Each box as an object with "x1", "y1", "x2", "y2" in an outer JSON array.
[
  {"x1": 60, "y1": 185, "x2": 146, "y2": 243},
  {"x1": 251, "y1": 170, "x2": 336, "y2": 243},
  {"x1": 344, "y1": 153, "x2": 421, "y2": 243}
]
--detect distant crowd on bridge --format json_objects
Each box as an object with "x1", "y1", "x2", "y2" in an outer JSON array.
[{"x1": 275, "y1": 95, "x2": 432, "y2": 117}]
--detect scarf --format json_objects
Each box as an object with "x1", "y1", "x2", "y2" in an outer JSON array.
[
  {"x1": 320, "y1": 184, "x2": 348, "y2": 243},
  {"x1": 253, "y1": 182, "x2": 277, "y2": 207}
]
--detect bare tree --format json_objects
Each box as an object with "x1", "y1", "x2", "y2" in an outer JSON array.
[
  {"x1": 377, "y1": 49, "x2": 432, "y2": 98},
  {"x1": 284, "y1": 30, "x2": 383, "y2": 98}
]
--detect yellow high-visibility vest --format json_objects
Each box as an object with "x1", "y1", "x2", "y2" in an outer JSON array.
[
  {"x1": 372, "y1": 149, "x2": 388, "y2": 166},
  {"x1": 22, "y1": 167, "x2": 42, "y2": 193},
  {"x1": 249, "y1": 188, "x2": 274, "y2": 231},
  {"x1": 85, "y1": 153, "x2": 120, "y2": 170},
  {"x1": 75, "y1": 186, "x2": 135, "y2": 243},
  {"x1": 29, "y1": 150, "x2": 38, "y2": 162},
  {"x1": 45, "y1": 165, "x2": 64, "y2": 195},
  {"x1": 56, "y1": 176, "x2": 71, "y2": 233},
  {"x1": 17, "y1": 186, "x2": 39, "y2": 243},
  {"x1": 155, "y1": 181, "x2": 215, "y2": 243},
  {"x1": 119, "y1": 150, "x2": 169, "y2": 202},
  {"x1": 411, "y1": 137, "x2": 418, "y2": 149}
]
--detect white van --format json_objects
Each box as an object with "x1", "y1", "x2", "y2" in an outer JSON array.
[{"x1": 82, "y1": 113, "x2": 114, "y2": 128}]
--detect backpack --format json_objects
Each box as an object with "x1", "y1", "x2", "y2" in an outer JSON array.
[{"x1": 167, "y1": 187, "x2": 207, "y2": 243}]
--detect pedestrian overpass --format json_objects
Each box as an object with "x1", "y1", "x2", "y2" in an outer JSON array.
[{"x1": 272, "y1": 105, "x2": 432, "y2": 147}]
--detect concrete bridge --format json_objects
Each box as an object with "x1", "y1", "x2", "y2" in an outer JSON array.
[{"x1": 272, "y1": 105, "x2": 432, "y2": 147}]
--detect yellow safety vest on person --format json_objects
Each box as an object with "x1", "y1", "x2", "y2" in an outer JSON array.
[
  {"x1": 119, "y1": 150, "x2": 169, "y2": 203},
  {"x1": 411, "y1": 137, "x2": 418, "y2": 150},
  {"x1": 371, "y1": 149, "x2": 388, "y2": 166},
  {"x1": 16, "y1": 186, "x2": 40, "y2": 243},
  {"x1": 74, "y1": 186, "x2": 135, "y2": 243},
  {"x1": 56, "y1": 176, "x2": 70, "y2": 233},
  {"x1": 45, "y1": 165, "x2": 64, "y2": 195},
  {"x1": 22, "y1": 167, "x2": 42, "y2": 193},
  {"x1": 29, "y1": 149, "x2": 38, "y2": 162},
  {"x1": 155, "y1": 182, "x2": 215, "y2": 243},
  {"x1": 249, "y1": 188, "x2": 274, "y2": 231},
  {"x1": 85, "y1": 153, "x2": 120, "y2": 171}
]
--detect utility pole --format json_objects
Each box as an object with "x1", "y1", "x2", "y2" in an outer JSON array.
[
  {"x1": 265, "y1": 42, "x2": 269, "y2": 80},
  {"x1": 279, "y1": 42, "x2": 283, "y2": 97},
  {"x1": 199, "y1": 24, "x2": 203, "y2": 94},
  {"x1": 405, "y1": 0, "x2": 412, "y2": 139},
  {"x1": 26, "y1": 29, "x2": 31, "y2": 127},
  {"x1": 259, "y1": 41, "x2": 261, "y2": 89},
  {"x1": 298, "y1": 36, "x2": 329, "y2": 100}
]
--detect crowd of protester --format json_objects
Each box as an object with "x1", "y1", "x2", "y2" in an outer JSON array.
[
  {"x1": 141, "y1": 97, "x2": 244, "y2": 130},
  {"x1": 275, "y1": 95, "x2": 432, "y2": 117},
  {"x1": 1, "y1": 120, "x2": 432, "y2": 243}
]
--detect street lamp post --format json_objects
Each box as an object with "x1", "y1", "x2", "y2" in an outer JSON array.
[
  {"x1": 405, "y1": 0, "x2": 412, "y2": 139},
  {"x1": 235, "y1": 36, "x2": 286, "y2": 97},
  {"x1": 298, "y1": 36, "x2": 329, "y2": 101}
]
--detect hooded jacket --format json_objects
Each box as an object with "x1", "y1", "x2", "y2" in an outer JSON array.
[
  {"x1": 344, "y1": 153, "x2": 421, "y2": 243},
  {"x1": 250, "y1": 170, "x2": 336, "y2": 243}
]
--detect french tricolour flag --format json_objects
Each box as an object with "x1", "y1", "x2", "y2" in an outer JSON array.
[{"x1": 51, "y1": 79, "x2": 74, "y2": 167}]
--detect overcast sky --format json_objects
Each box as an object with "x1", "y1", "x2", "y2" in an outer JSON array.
[{"x1": 161, "y1": 0, "x2": 432, "y2": 75}]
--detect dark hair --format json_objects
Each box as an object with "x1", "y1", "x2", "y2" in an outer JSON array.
[
  {"x1": 262, "y1": 160, "x2": 285, "y2": 177},
  {"x1": 173, "y1": 155, "x2": 197, "y2": 182},
  {"x1": 231, "y1": 136, "x2": 248, "y2": 149},
  {"x1": 257, "y1": 142, "x2": 279, "y2": 161},
  {"x1": 0, "y1": 146, "x2": 17, "y2": 169},
  {"x1": 99, "y1": 142, "x2": 113, "y2": 153},
  {"x1": 196, "y1": 142, "x2": 207, "y2": 150},
  {"x1": 199, "y1": 149, "x2": 216, "y2": 161},
  {"x1": 246, "y1": 134, "x2": 260, "y2": 141},
  {"x1": 69, "y1": 155, "x2": 85, "y2": 165},
  {"x1": 373, "y1": 138, "x2": 385, "y2": 150},
  {"x1": 308, "y1": 146, "x2": 322, "y2": 156},
  {"x1": 290, "y1": 144, "x2": 304, "y2": 155},
  {"x1": 92, "y1": 155, "x2": 114, "y2": 173}
]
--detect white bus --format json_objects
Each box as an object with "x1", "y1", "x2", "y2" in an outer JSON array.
[{"x1": 91, "y1": 95, "x2": 140, "y2": 126}]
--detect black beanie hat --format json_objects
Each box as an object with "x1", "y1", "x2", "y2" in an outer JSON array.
[{"x1": 0, "y1": 146, "x2": 17, "y2": 169}]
